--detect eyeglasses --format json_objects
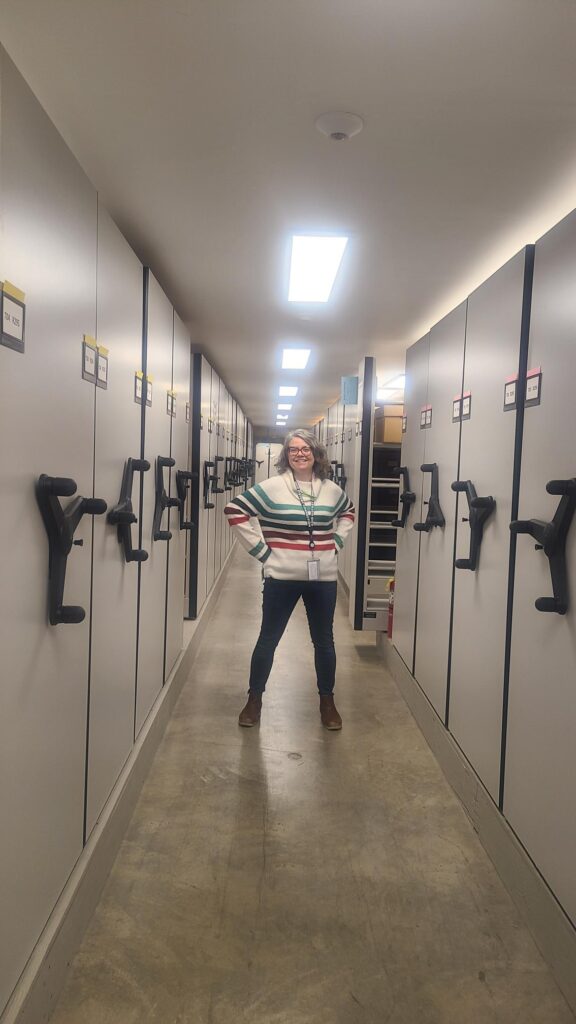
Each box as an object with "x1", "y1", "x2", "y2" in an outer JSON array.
[{"x1": 287, "y1": 445, "x2": 312, "y2": 456}]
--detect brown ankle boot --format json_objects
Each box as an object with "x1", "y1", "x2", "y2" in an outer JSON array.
[
  {"x1": 238, "y1": 692, "x2": 262, "y2": 727},
  {"x1": 319, "y1": 694, "x2": 342, "y2": 730}
]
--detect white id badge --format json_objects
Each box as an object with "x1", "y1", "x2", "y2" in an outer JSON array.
[{"x1": 307, "y1": 559, "x2": 320, "y2": 581}]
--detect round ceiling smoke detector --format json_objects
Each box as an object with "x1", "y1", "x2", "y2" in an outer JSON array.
[{"x1": 315, "y1": 111, "x2": 364, "y2": 142}]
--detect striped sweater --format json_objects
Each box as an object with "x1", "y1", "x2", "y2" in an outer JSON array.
[{"x1": 224, "y1": 473, "x2": 355, "y2": 581}]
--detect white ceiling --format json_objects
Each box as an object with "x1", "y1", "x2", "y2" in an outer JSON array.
[{"x1": 2, "y1": 0, "x2": 576, "y2": 428}]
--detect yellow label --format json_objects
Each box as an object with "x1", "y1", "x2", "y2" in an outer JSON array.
[
  {"x1": 97, "y1": 345, "x2": 109, "y2": 356},
  {"x1": 136, "y1": 371, "x2": 144, "y2": 379},
  {"x1": 83, "y1": 334, "x2": 98, "y2": 349},
  {"x1": 146, "y1": 374, "x2": 153, "y2": 383},
  {"x1": 2, "y1": 281, "x2": 25, "y2": 303}
]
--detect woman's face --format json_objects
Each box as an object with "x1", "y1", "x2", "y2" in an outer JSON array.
[{"x1": 286, "y1": 436, "x2": 315, "y2": 475}]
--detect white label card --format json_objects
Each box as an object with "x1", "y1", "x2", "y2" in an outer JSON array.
[
  {"x1": 307, "y1": 559, "x2": 320, "y2": 581},
  {"x1": 84, "y1": 345, "x2": 96, "y2": 376},
  {"x1": 97, "y1": 354, "x2": 108, "y2": 386},
  {"x1": 147, "y1": 380, "x2": 153, "y2": 405},
  {"x1": 135, "y1": 375, "x2": 143, "y2": 400},
  {"x1": 526, "y1": 372, "x2": 541, "y2": 405},
  {"x1": 3, "y1": 296, "x2": 24, "y2": 342},
  {"x1": 504, "y1": 381, "x2": 517, "y2": 408}
]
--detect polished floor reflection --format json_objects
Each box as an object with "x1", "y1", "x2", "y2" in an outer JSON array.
[{"x1": 50, "y1": 549, "x2": 574, "y2": 1023}]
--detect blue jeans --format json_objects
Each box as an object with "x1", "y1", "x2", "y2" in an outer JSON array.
[{"x1": 249, "y1": 578, "x2": 338, "y2": 696}]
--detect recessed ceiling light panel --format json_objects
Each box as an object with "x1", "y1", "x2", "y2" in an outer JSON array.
[
  {"x1": 279, "y1": 386, "x2": 298, "y2": 397},
  {"x1": 282, "y1": 348, "x2": 311, "y2": 369},
  {"x1": 288, "y1": 236, "x2": 348, "y2": 302}
]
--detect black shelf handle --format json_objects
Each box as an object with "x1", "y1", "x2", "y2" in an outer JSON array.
[
  {"x1": 203, "y1": 461, "x2": 216, "y2": 509},
  {"x1": 153, "y1": 456, "x2": 179, "y2": 541},
  {"x1": 176, "y1": 470, "x2": 196, "y2": 529},
  {"x1": 233, "y1": 457, "x2": 255, "y2": 489},
  {"x1": 36, "y1": 474, "x2": 107, "y2": 625},
  {"x1": 226, "y1": 457, "x2": 235, "y2": 489},
  {"x1": 414, "y1": 463, "x2": 445, "y2": 532},
  {"x1": 241, "y1": 458, "x2": 255, "y2": 487},
  {"x1": 40, "y1": 476, "x2": 78, "y2": 498},
  {"x1": 451, "y1": 480, "x2": 495, "y2": 570},
  {"x1": 230, "y1": 457, "x2": 244, "y2": 488},
  {"x1": 232, "y1": 457, "x2": 242, "y2": 487},
  {"x1": 236, "y1": 457, "x2": 246, "y2": 488},
  {"x1": 337, "y1": 463, "x2": 347, "y2": 490},
  {"x1": 330, "y1": 461, "x2": 347, "y2": 489},
  {"x1": 510, "y1": 477, "x2": 576, "y2": 614},
  {"x1": 392, "y1": 467, "x2": 416, "y2": 528},
  {"x1": 108, "y1": 458, "x2": 150, "y2": 562},
  {"x1": 211, "y1": 455, "x2": 225, "y2": 494}
]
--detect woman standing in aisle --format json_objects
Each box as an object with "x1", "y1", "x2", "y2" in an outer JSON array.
[{"x1": 224, "y1": 429, "x2": 355, "y2": 729}]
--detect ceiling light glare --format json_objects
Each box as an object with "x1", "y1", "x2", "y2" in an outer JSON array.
[
  {"x1": 282, "y1": 348, "x2": 311, "y2": 369},
  {"x1": 277, "y1": 404, "x2": 292, "y2": 410},
  {"x1": 377, "y1": 388, "x2": 402, "y2": 401},
  {"x1": 384, "y1": 374, "x2": 406, "y2": 390},
  {"x1": 288, "y1": 236, "x2": 348, "y2": 302},
  {"x1": 279, "y1": 386, "x2": 298, "y2": 397}
]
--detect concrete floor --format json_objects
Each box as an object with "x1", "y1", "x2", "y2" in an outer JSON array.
[{"x1": 50, "y1": 549, "x2": 575, "y2": 1024}]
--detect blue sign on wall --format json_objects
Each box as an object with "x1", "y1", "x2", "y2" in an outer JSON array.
[{"x1": 341, "y1": 375, "x2": 359, "y2": 405}]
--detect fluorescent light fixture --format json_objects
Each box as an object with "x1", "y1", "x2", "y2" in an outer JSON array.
[
  {"x1": 277, "y1": 404, "x2": 292, "y2": 410},
  {"x1": 288, "y1": 235, "x2": 348, "y2": 302},
  {"x1": 282, "y1": 348, "x2": 310, "y2": 369},
  {"x1": 279, "y1": 386, "x2": 298, "y2": 397}
]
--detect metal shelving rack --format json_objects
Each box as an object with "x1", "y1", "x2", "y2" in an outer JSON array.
[{"x1": 363, "y1": 442, "x2": 401, "y2": 629}]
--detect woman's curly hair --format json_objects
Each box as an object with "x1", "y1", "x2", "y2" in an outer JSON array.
[{"x1": 275, "y1": 429, "x2": 331, "y2": 481}]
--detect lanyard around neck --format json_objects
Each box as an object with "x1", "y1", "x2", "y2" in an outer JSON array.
[{"x1": 293, "y1": 475, "x2": 317, "y2": 550}]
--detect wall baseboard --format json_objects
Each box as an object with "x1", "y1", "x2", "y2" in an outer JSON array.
[
  {"x1": 377, "y1": 634, "x2": 576, "y2": 1016},
  {"x1": 2, "y1": 561, "x2": 232, "y2": 1024}
]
